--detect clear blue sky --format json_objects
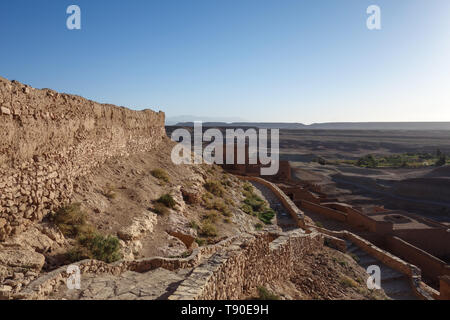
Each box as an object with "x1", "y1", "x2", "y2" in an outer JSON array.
[{"x1": 0, "y1": 0, "x2": 449, "y2": 123}]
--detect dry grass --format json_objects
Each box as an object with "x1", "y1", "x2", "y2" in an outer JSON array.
[
  {"x1": 200, "y1": 221, "x2": 218, "y2": 237},
  {"x1": 204, "y1": 180, "x2": 225, "y2": 197},
  {"x1": 339, "y1": 276, "x2": 358, "y2": 288}
]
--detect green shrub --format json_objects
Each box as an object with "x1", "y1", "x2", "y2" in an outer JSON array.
[
  {"x1": 244, "y1": 194, "x2": 265, "y2": 212},
  {"x1": 151, "y1": 168, "x2": 170, "y2": 182},
  {"x1": 241, "y1": 204, "x2": 254, "y2": 215},
  {"x1": 189, "y1": 220, "x2": 199, "y2": 230},
  {"x1": 68, "y1": 233, "x2": 122, "y2": 263},
  {"x1": 338, "y1": 260, "x2": 348, "y2": 267},
  {"x1": 221, "y1": 179, "x2": 232, "y2": 187},
  {"x1": 225, "y1": 197, "x2": 235, "y2": 207},
  {"x1": 200, "y1": 222, "x2": 218, "y2": 237},
  {"x1": 257, "y1": 287, "x2": 280, "y2": 300},
  {"x1": 156, "y1": 194, "x2": 177, "y2": 209},
  {"x1": 209, "y1": 199, "x2": 232, "y2": 217},
  {"x1": 53, "y1": 204, "x2": 122, "y2": 264},
  {"x1": 243, "y1": 182, "x2": 253, "y2": 192},
  {"x1": 255, "y1": 223, "x2": 264, "y2": 230},
  {"x1": 203, "y1": 211, "x2": 219, "y2": 223},
  {"x1": 204, "y1": 181, "x2": 224, "y2": 197},
  {"x1": 356, "y1": 155, "x2": 378, "y2": 168},
  {"x1": 258, "y1": 208, "x2": 275, "y2": 225}
]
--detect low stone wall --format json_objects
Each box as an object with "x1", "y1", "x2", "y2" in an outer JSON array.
[
  {"x1": 168, "y1": 230, "x2": 324, "y2": 300},
  {"x1": 0, "y1": 77, "x2": 166, "y2": 241},
  {"x1": 15, "y1": 236, "x2": 236, "y2": 300},
  {"x1": 238, "y1": 176, "x2": 305, "y2": 227}
]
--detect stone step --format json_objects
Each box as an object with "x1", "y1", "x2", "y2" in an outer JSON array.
[
  {"x1": 351, "y1": 250, "x2": 378, "y2": 266},
  {"x1": 380, "y1": 266, "x2": 404, "y2": 282},
  {"x1": 381, "y1": 277, "x2": 414, "y2": 295},
  {"x1": 344, "y1": 240, "x2": 418, "y2": 300}
]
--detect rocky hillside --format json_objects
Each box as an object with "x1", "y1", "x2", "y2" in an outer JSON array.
[{"x1": 0, "y1": 78, "x2": 390, "y2": 300}]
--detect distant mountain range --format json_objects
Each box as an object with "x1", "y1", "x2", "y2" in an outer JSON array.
[
  {"x1": 165, "y1": 115, "x2": 247, "y2": 126},
  {"x1": 168, "y1": 122, "x2": 450, "y2": 130}
]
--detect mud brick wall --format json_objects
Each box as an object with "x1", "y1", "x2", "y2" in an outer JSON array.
[{"x1": 0, "y1": 77, "x2": 166, "y2": 240}]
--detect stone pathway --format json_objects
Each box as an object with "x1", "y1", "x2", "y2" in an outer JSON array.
[
  {"x1": 345, "y1": 240, "x2": 418, "y2": 300},
  {"x1": 49, "y1": 267, "x2": 191, "y2": 300},
  {"x1": 250, "y1": 181, "x2": 298, "y2": 232}
]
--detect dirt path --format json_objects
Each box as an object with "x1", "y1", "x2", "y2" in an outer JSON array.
[{"x1": 249, "y1": 181, "x2": 298, "y2": 232}]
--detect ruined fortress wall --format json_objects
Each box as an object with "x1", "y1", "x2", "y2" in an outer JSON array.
[
  {"x1": 300, "y1": 200, "x2": 347, "y2": 222},
  {"x1": 385, "y1": 236, "x2": 450, "y2": 283},
  {"x1": 0, "y1": 77, "x2": 166, "y2": 240},
  {"x1": 393, "y1": 228, "x2": 450, "y2": 258},
  {"x1": 169, "y1": 231, "x2": 324, "y2": 300}
]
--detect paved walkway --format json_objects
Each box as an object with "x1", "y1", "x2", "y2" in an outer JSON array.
[{"x1": 49, "y1": 268, "x2": 191, "y2": 300}]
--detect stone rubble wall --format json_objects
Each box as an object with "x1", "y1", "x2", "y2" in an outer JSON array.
[
  {"x1": 168, "y1": 230, "x2": 324, "y2": 300},
  {"x1": 15, "y1": 236, "x2": 237, "y2": 300},
  {"x1": 0, "y1": 76, "x2": 166, "y2": 240}
]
